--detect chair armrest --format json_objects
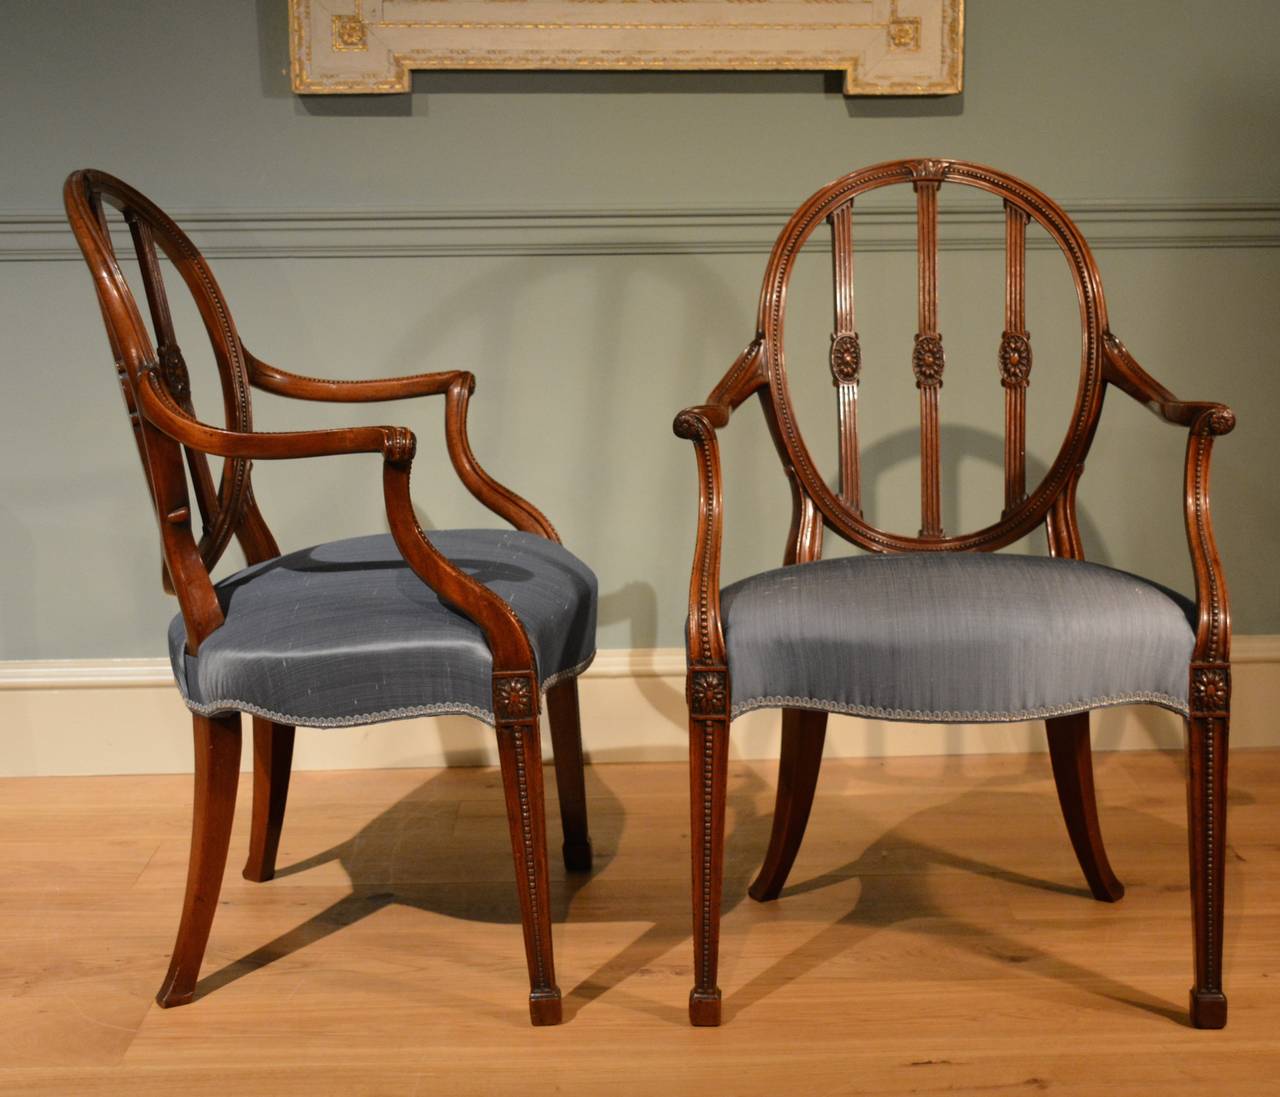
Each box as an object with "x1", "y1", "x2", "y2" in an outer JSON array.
[
  {"x1": 245, "y1": 348, "x2": 467, "y2": 403},
  {"x1": 138, "y1": 365, "x2": 416, "y2": 461},
  {"x1": 673, "y1": 405, "x2": 730, "y2": 669},
  {"x1": 1103, "y1": 333, "x2": 1236, "y2": 434},
  {"x1": 246, "y1": 351, "x2": 556, "y2": 539},
  {"x1": 1101, "y1": 333, "x2": 1235, "y2": 682},
  {"x1": 141, "y1": 365, "x2": 536, "y2": 671}
]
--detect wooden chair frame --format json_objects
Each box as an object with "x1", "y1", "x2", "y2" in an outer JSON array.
[
  {"x1": 64, "y1": 169, "x2": 593, "y2": 1026},
  {"x1": 673, "y1": 158, "x2": 1235, "y2": 1029}
]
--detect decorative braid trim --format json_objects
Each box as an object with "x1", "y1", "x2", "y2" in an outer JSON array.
[
  {"x1": 175, "y1": 651, "x2": 596, "y2": 729},
  {"x1": 730, "y1": 690, "x2": 1189, "y2": 723}
]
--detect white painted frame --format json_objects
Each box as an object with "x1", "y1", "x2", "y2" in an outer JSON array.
[{"x1": 289, "y1": 0, "x2": 964, "y2": 96}]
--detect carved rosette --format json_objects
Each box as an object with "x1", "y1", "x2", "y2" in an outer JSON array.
[
  {"x1": 999, "y1": 331, "x2": 1032, "y2": 387},
  {"x1": 332, "y1": 14, "x2": 368, "y2": 51},
  {"x1": 912, "y1": 334, "x2": 945, "y2": 388},
  {"x1": 1204, "y1": 407, "x2": 1237, "y2": 436},
  {"x1": 689, "y1": 671, "x2": 727, "y2": 717},
  {"x1": 829, "y1": 332, "x2": 862, "y2": 384},
  {"x1": 1191, "y1": 666, "x2": 1230, "y2": 714},
  {"x1": 495, "y1": 675, "x2": 534, "y2": 721},
  {"x1": 157, "y1": 343, "x2": 192, "y2": 406},
  {"x1": 382, "y1": 427, "x2": 416, "y2": 465}
]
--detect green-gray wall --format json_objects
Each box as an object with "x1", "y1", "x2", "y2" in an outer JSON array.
[{"x1": 2, "y1": 0, "x2": 1278, "y2": 659}]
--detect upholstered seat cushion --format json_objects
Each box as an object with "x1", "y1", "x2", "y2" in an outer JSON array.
[
  {"x1": 720, "y1": 553, "x2": 1197, "y2": 722},
  {"x1": 169, "y1": 530, "x2": 597, "y2": 727}
]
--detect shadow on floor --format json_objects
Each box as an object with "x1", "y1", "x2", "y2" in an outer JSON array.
[{"x1": 192, "y1": 748, "x2": 1196, "y2": 1027}]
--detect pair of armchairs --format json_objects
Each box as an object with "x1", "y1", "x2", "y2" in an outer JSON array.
[{"x1": 64, "y1": 160, "x2": 1234, "y2": 1030}]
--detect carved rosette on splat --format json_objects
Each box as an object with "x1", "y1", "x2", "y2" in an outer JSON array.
[
  {"x1": 1190, "y1": 665, "x2": 1231, "y2": 717},
  {"x1": 689, "y1": 670, "x2": 729, "y2": 718},
  {"x1": 157, "y1": 343, "x2": 193, "y2": 408},
  {"x1": 912, "y1": 334, "x2": 945, "y2": 388},
  {"x1": 829, "y1": 333, "x2": 862, "y2": 384},
  {"x1": 494, "y1": 673, "x2": 536, "y2": 721},
  {"x1": 999, "y1": 331, "x2": 1032, "y2": 387}
]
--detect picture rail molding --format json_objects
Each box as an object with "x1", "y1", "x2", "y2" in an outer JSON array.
[{"x1": 3, "y1": 198, "x2": 1278, "y2": 262}]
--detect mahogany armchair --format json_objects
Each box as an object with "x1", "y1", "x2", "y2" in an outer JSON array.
[
  {"x1": 64, "y1": 170, "x2": 595, "y2": 1025},
  {"x1": 673, "y1": 159, "x2": 1235, "y2": 1028}
]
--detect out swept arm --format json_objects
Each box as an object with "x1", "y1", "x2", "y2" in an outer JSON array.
[
  {"x1": 244, "y1": 349, "x2": 556, "y2": 539},
  {"x1": 1102, "y1": 332, "x2": 1235, "y2": 432},
  {"x1": 138, "y1": 364, "x2": 416, "y2": 461},
  {"x1": 673, "y1": 340, "x2": 769, "y2": 669},
  {"x1": 1102, "y1": 332, "x2": 1236, "y2": 676},
  {"x1": 138, "y1": 364, "x2": 536, "y2": 670},
  {"x1": 245, "y1": 348, "x2": 467, "y2": 403}
]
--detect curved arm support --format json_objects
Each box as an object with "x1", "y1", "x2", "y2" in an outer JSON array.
[
  {"x1": 673, "y1": 407, "x2": 728, "y2": 668},
  {"x1": 381, "y1": 457, "x2": 535, "y2": 671},
  {"x1": 443, "y1": 376, "x2": 558, "y2": 541},
  {"x1": 144, "y1": 365, "x2": 535, "y2": 672},
  {"x1": 1103, "y1": 333, "x2": 1236, "y2": 433},
  {"x1": 1185, "y1": 411, "x2": 1233, "y2": 674},
  {"x1": 139, "y1": 367, "x2": 416, "y2": 463},
  {"x1": 1100, "y1": 333, "x2": 1235, "y2": 676},
  {"x1": 245, "y1": 349, "x2": 467, "y2": 403}
]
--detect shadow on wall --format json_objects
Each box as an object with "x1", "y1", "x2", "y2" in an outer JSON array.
[
  {"x1": 855, "y1": 421, "x2": 1109, "y2": 560},
  {"x1": 372, "y1": 244, "x2": 747, "y2": 647}
]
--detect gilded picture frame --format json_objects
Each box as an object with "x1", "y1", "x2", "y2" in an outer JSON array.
[{"x1": 289, "y1": 0, "x2": 964, "y2": 96}]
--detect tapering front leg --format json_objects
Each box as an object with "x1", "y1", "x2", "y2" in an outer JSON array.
[
  {"x1": 1045, "y1": 712, "x2": 1124, "y2": 902},
  {"x1": 749, "y1": 708, "x2": 827, "y2": 902},
  {"x1": 1186, "y1": 671, "x2": 1230, "y2": 1028},
  {"x1": 546, "y1": 678, "x2": 593, "y2": 872},
  {"x1": 156, "y1": 712, "x2": 242, "y2": 1008},
  {"x1": 243, "y1": 717, "x2": 294, "y2": 883},
  {"x1": 494, "y1": 670, "x2": 561, "y2": 1026},
  {"x1": 688, "y1": 669, "x2": 730, "y2": 1026}
]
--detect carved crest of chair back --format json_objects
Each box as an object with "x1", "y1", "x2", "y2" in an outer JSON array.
[
  {"x1": 64, "y1": 170, "x2": 266, "y2": 618},
  {"x1": 755, "y1": 158, "x2": 1111, "y2": 557}
]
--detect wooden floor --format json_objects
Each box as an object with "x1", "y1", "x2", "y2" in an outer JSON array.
[{"x1": 2, "y1": 748, "x2": 1279, "y2": 1095}]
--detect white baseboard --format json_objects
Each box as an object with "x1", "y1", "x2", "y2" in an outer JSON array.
[{"x1": 1, "y1": 639, "x2": 1277, "y2": 777}]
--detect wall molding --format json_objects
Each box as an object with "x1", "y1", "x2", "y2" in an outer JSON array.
[
  {"x1": 2, "y1": 638, "x2": 1276, "y2": 777},
  {"x1": 4, "y1": 198, "x2": 1279, "y2": 263}
]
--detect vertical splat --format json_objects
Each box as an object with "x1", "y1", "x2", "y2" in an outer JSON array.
[
  {"x1": 912, "y1": 178, "x2": 945, "y2": 538},
  {"x1": 1000, "y1": 201, "x2": 1033, "y2": 515},
  {"x1": 125, "y1": 213, "x2": 221, "y2": 535},
  {"x1": 828, "y1": 202, "x2": 862, "y2": 513}
]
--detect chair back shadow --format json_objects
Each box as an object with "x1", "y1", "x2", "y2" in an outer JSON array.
[
  {"x1": 203, "y1": 750, "x2": 1218, "y2": 1028},
  {"x1": 672, "y1": 158, "x2": 1236, "y2": 1028},
  {"x1": 64, "y1": 170, "x2": 597, "y2": 1026}
]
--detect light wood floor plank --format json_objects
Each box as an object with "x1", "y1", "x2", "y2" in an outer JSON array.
[{"x1": 1, "y1": 749, "x2": 1277, "y2": 1095}]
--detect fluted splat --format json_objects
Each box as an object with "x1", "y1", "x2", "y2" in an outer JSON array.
[
  {"x1": 828, "y1": 202, "x2": 862, "y2": 513},
  {"x1": 1000, "y1": 201, "x2": 1033, "y2": 515},
  {"x1": 912, "y1": 177, "x2": 944, "y2": 538},
  {"x1": 125, "y1": 212, "x2": 221, "y2": 537}
]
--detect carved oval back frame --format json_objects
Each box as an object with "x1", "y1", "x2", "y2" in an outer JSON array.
[
  {"x1": 65, "y1": 169, "x2": 254, "y2": 574},
  {"x1": 756, "y1": 158, "x2": 1111, "y2": 552}
]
